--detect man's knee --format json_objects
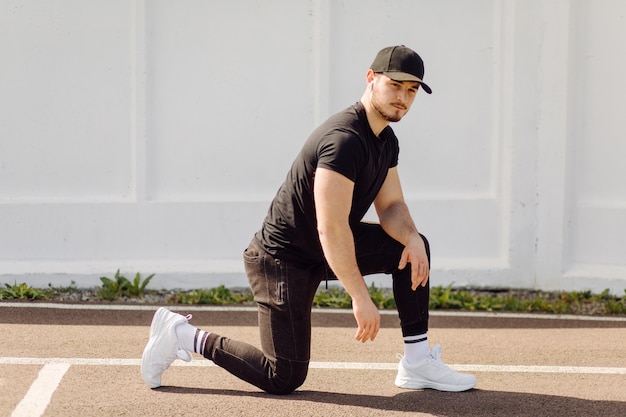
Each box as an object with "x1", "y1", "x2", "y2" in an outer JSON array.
[{"x1": 265, "y1": 362, "x2": 309, "y2": 395}]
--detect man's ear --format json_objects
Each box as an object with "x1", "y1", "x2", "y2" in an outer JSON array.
[{"x1": 366, "y1": 69, "x2": 376, "y2": 85}]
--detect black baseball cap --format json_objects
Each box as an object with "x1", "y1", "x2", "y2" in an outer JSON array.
[{"x1": 370, "y1": 45, "x2": 432, "y2": 94}]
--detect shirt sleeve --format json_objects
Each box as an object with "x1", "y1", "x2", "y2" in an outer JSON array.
[
  {"x1": 316, "y1": 130, "x2": 364, "y2": 182},
  {"x1": 382, "y1": 126, "x2": 399, "y2": 168}
]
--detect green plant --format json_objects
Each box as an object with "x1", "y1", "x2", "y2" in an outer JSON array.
[
  {"x1": 0, "y1": 282, "x2": 52, "y2": 300},
  {"x1": 429, "y1": 285, "x2": 461, "y2": 309},
  {"x1": 368, "y1": 283, "x2": 396, "y2": 309},
  {"x1": 313, "y1": 286, "x2": 353, "y2": 308},
  {"x1": 427, "y1": 286, "x2": 626, "y2": 316},
  {"x1": 604, "y1": 290, "x2": 626, "y2": 314},
  {"x1": 98, "y1": 270, "x2": 155, "y2": 301},
  {"x1": 3, "y1": 276, "x2": 624, "y2": 317},
  {"x1": 172, "y1": 285, "x2": 253, "y2": 305},
  {"x1": 312, "y1": 283, "x2": 399, "y2": 309}
]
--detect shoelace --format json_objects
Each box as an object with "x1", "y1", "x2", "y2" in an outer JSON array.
[
  {"x1": 428, "y1": 345, "x2": 454, "y2": 370},
  {"x1": 430, "y1": 344, "x2": 442, "y2": 361}
]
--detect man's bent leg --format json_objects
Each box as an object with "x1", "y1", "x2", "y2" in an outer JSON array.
[
  {"x1": 203, "y1": 239, "x2": 321, "y2": 395},
  {"x1": 352, "y1": 222, "x2": 476, "y2": 391},
  {"x1": 352, "y1": 222, "x2": 429, "y2": 336},
  {"x1": 392, "y1": 235, "x2": 430, "y2": 336}
]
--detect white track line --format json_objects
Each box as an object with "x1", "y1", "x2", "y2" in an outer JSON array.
[
  {"x1": 2, "y1": 357, "x2": 625, "y2": 375},
  {"x1": 11, "y1": 363, "x2": 69, "y2": 417}
]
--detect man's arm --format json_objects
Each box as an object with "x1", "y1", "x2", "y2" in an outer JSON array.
[
  {"x1": 374, "y1": 167, "x2": 429, "y2": 290},
  {"x1": 314, "y1": 167, "x2": 380, "y2": 343}
]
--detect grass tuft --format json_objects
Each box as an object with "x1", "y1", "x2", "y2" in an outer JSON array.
[
  {"x1": 98, "y1": 270, "x2": 155, "y2": 301},
  {"x1": 0, "y1": 282, "x2": 53, "y2": 301},
  {"x1": 171, "y1": 285, "x2": 254, "y2": 305}
]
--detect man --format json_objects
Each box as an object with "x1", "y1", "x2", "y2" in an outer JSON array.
[{"x1": 141, "y1": 45, "x2": 476, "y2": 394}]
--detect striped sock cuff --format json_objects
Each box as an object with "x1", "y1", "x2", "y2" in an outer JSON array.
[
  {"x1": 194, "y1": 329, "x2": 210, "y2": 354},
  {"x1": 404, "y1": 334, "x2": 428, "y2": 344}
]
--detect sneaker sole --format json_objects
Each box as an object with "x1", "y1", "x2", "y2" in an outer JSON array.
[{"x1": 395, "y1": 378, "x2": 476, "y2": 392}]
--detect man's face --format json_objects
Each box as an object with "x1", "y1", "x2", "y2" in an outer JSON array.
[{"x1": 370, "y1": 74, "x2": 419, "y2": 123}]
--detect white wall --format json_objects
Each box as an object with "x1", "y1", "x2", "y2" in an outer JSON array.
[{"x1": 1, "y1": 0, "x2": 625, "y2": 293}]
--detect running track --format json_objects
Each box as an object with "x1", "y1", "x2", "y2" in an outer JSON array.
[{"x1": 1, "y1": 303, "x2": 625, "y2": 417}]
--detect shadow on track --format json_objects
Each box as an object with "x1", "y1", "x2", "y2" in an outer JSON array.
[{"x1": 156, "y1": 386, "x2": 624, "y2": 417}]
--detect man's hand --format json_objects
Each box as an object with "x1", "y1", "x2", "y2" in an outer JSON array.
[
  {"x1": 352, "y1": 295, "x2": 381, "y2": 343},
  {"x1": 398, "y1": 235, "x2": 429, "y2": 290}
]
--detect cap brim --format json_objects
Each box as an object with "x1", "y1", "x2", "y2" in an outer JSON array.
[{"x1": 383, "y1": 71, "x2": 432, "y2": 94}]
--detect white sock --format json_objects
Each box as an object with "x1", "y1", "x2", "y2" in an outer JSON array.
[
  {"x1": 403, "y1": 333, "x2": 429, "y2": 364},
  {"x1": 175, "y1": 322, "x2": 210, "y2": 354}
]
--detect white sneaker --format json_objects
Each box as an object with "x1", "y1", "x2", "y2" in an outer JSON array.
[
  {"x1": 141, "y1": 307, "x2": 193, "y2": 388},
  {"x1": 395, "y1": 344, "x2": 476, "y2": 392}
]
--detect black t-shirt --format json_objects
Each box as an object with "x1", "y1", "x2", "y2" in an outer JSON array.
[{"x1": 255, "y1": 101, "x2": 399, "y2": 264}]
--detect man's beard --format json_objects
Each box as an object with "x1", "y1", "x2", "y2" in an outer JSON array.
[{"x1": 371, "y1": 91, "x2": 405, "y2": 123}]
